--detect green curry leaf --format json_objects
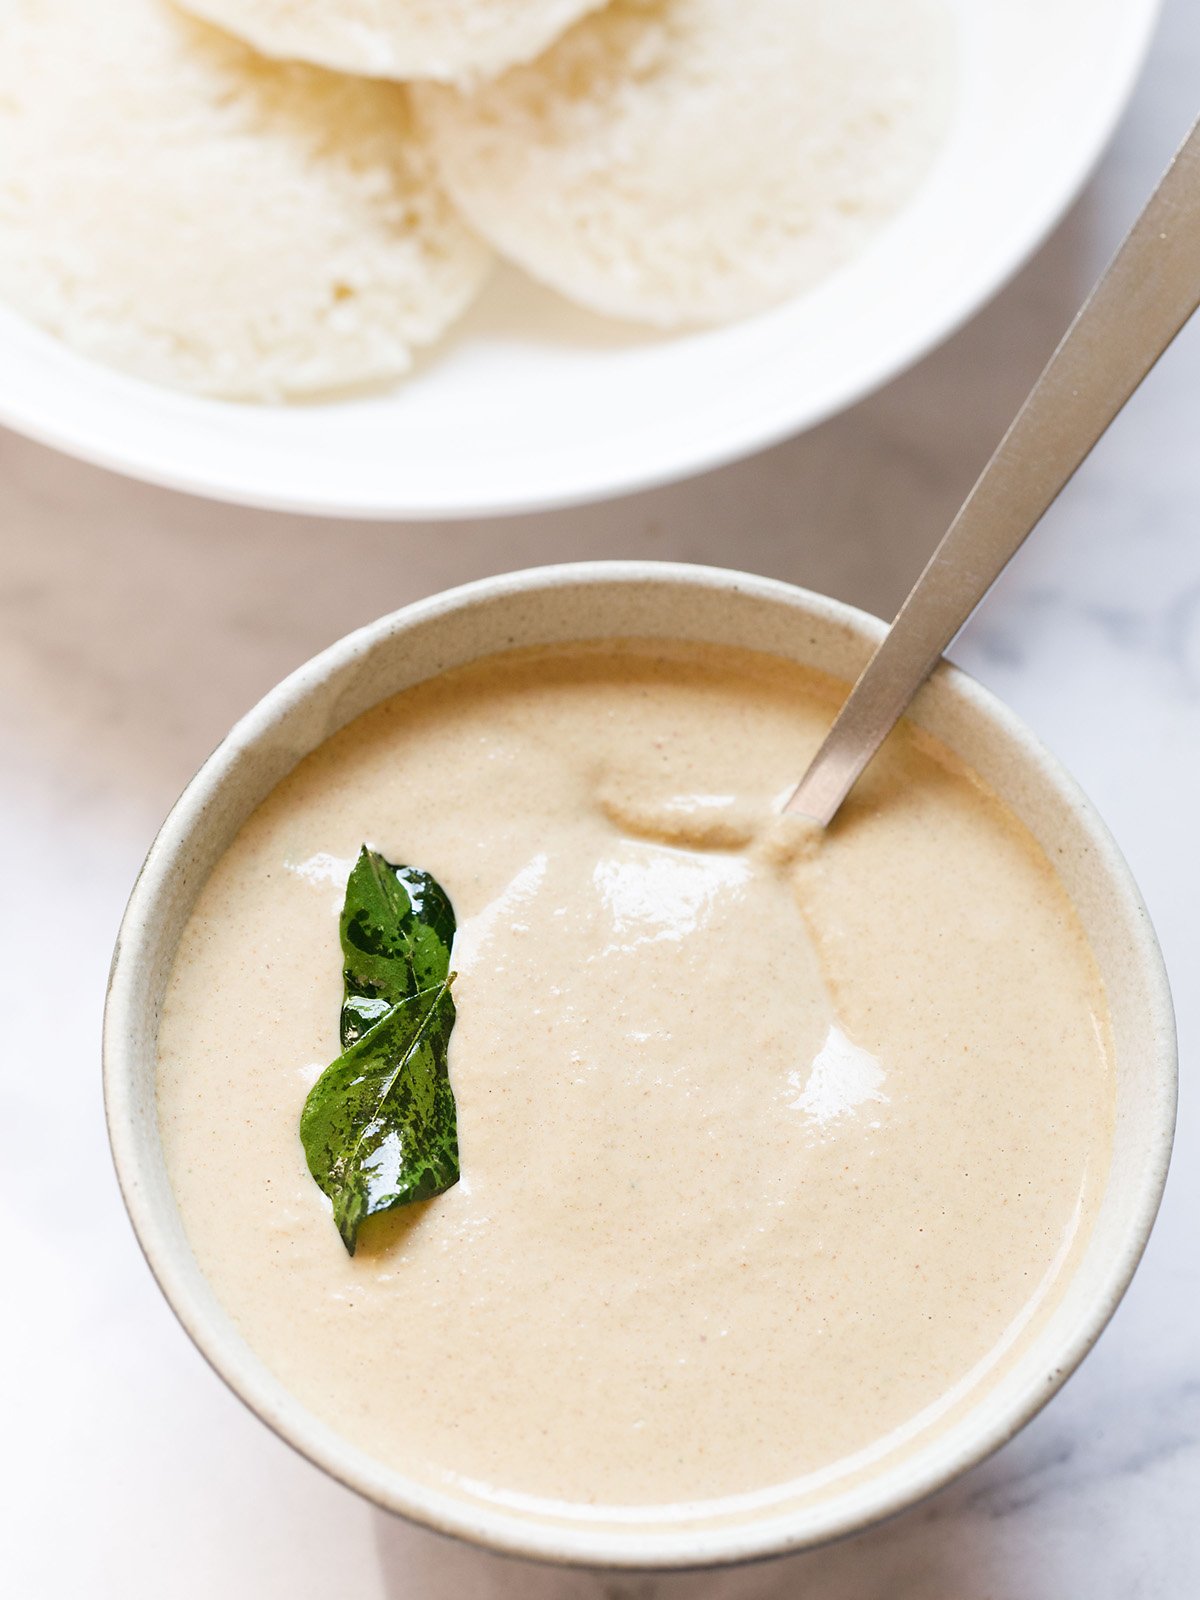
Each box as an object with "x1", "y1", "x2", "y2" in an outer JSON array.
[
  {"x1": 338, "y1": 845, "x2": 455, "y2": 1049},
  {"x1": 301, "y1": 848, "x2": 460, "y2": 1254}
]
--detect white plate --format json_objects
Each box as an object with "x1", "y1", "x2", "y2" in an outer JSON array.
[{"x1": 0, "y1": 0, "x2": 1159, "y2": 520}]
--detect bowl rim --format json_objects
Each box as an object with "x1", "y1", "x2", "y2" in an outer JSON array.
[
  {"x1": 103, "y1": 560, "x2": 1177, "y2": 1567},
  {"x1": 0, "y1": 0, "x2": 1163, "y2": 520}
]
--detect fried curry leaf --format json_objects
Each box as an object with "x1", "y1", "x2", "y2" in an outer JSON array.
[
  {"x1": 301, "y1": 849, "x2": 459, "y2": 1254},
  {"x1": 338, "y1": 846, "x2": 455, "y2": 1050}
]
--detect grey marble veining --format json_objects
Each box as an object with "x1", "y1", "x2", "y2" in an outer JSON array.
[{"x1": 2, "y1": 3, "x2": 1198, "y2": 1594}]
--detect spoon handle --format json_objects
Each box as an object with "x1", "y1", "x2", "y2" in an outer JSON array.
[{"x1": 787, "y1": 117, "x2": 1200, "y2": 826}]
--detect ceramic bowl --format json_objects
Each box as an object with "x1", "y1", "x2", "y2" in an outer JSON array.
[{"x1": 104, "y1": 562, "x2": 1176, "y2": 1566}]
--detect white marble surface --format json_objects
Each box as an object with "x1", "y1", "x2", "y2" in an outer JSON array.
[{"x1": 2, "y1": 5, "x2": 1199, "y2": 1593}]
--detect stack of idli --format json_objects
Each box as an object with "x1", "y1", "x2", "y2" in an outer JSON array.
[{"x1": 0, "y1": 0, "x2": 951, "y2": 399}]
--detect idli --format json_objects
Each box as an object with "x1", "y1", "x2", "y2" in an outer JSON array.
[
  {"x1": 173, "y1": 0, "x2": 608, "y2": 84},
  {"x1": 0, "y1": 0, "x2": 491, "y2": 399},
  {"x1": 416, "y1": 0, "x2": 953, "y2": 326}
]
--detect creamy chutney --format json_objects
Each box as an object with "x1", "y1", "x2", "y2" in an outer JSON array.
[{"x1": 157, "y1": 641, "x2": 1114, "y2": 1517}]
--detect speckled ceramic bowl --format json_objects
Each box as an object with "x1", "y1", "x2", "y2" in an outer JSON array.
[{"x1": 104, "y1": 562, "x2": 1176, "y2": 1568}]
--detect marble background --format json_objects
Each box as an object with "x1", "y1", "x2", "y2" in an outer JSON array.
[{"x1": 2, "y1": 3, "x2": 1197, "y2": 1594}]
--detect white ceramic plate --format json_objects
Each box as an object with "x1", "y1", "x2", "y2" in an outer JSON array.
[{"x1": 0, "y1": 0, "x2": 1159, "y2": 519}]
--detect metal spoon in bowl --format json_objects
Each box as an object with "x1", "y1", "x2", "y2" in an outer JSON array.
[{"x1": 786, "y1": 118, "x2": 1200, "y2": 827}]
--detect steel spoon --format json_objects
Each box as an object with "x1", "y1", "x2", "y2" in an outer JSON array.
[{"x1": 786, "y1": 117, "x2": 1200, "y2": 826}]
